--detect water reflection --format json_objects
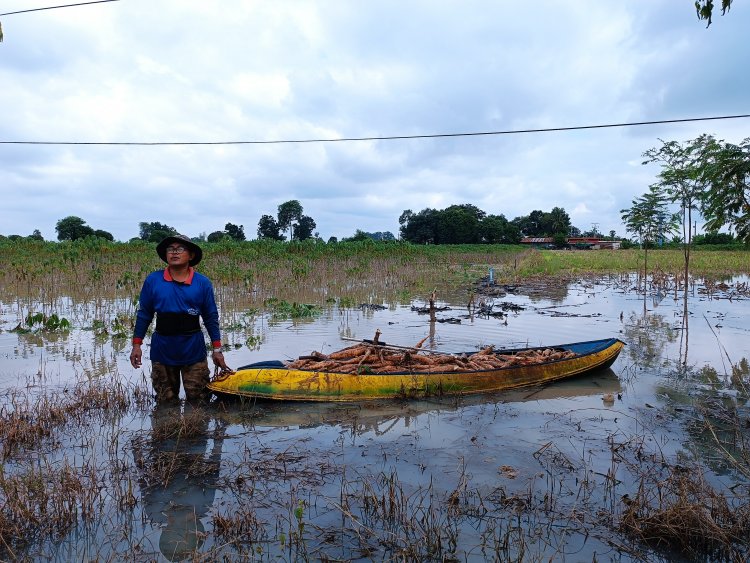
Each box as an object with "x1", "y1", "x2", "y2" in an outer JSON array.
[
  {"x1": 220, "y1": 369, "x2": 622, "y2": 436},
  {"x1": 132, "y1": 406, "x2": 224, "y2": 561}
]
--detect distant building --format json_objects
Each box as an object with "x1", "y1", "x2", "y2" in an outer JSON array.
[{"x1": 520, "y1": 237, "x2": 621, "y2": 250}]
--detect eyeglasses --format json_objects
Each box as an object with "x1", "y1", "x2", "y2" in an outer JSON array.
[{"x1": 165, "y1": 246, "x2": 188, "y2": 254}]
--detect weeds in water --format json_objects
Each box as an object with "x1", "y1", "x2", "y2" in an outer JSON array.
[
  {"x1": 264, "y1": 298, "x2": 321, "y2": 320},
  {"x1": 619, "y1": 464, "x2": 750, "y2": 560}
]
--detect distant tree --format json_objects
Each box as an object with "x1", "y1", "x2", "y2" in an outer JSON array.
[
  {"x1": 28, "y1": 229, "x2": 44, "y2": 241},
  {"x1": 693, "y1": 231, "x2": 735, "y2": 245},
  {"x1": 400, "y1": 208, "x2": 439, "y2": 243},
  {"x1": 370, "y1": 231, "x2": 396, "y2": 241},
  {"x1": 224, "y1": 223, "x2": 246, "y2": 241},
  {"x1": 401, "y1": 205, "x2": 522, "y2": 244},
  {"x1": 327, "y1": 236, "x2": 338, "y2": 244},
  {"x1": 93, "y1": 229, "x2": 114, "y2": 241},
  {"x1": 139, "y1": 221, "x2": 177, "y2": 243},
  {"x1": 207, "y1": 230, "x2": 226, "y2": 242},
  {"x1": 696, "y1": 0, "x2": 733, "y2": 27},
  {"x1": 479, "y1": 215, "x2": 505, "y2": 243},
  {"x1": 621, "y1": 185, "x2": 680, "y2": 291},
  {"x1": 480, "y1": 214, "x2": 521, "y2": 244},
  {"x1": 345, "y1": 230, "x2": 396, "y2": 242},
  {"x1": 343, "y1": 230, "x2": 371, "y2": 242},
  {"x1": 293, "y1": 215, "x2": 317, "y2": 240},
  {"x1": 257, "y1": 214, "x2": 283, "y2": 240},
  {"x1": 547, "y1": 207, "x2": 572, "y2": 236},
  {"x1": 609, "y1": 230, "x2": 616, "y2": 240},
  {"x1": 512, "y1": 210, "x2": 545, "y2": 237},
  {"x1": 436, "y1": 205, "x2": 482, "y2": 243},
  {"x1": 56, "y1": 216, "x2": 94, "y2": 241},
  {"x1": 277, "y1": 200, "x2": 303, "y2": 240}
]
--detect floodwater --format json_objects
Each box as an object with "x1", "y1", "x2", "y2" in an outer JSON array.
[{"x1": 1, "y1": 274, "x2": 749, "y2": 561}]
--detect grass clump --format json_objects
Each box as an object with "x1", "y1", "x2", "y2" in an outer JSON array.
[{"x1": 620, "y1": 465, "x2": 750, "y2": 560}]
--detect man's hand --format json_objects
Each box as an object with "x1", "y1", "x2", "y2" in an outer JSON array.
[
  {"x1": 130, "y1": 343, "x2": 142, "y2": 369},
  {"x1": 212, "y1": 349, "x2": 229, "y2": 370}
]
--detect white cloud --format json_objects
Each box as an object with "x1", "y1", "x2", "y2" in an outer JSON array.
[{"x1": 0, "y1": 0, "x2": 748, "y2": 241}]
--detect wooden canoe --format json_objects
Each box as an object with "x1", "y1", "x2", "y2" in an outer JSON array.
[{"x1": 208, "y1": 338, "x2": 624, "y2": 402}]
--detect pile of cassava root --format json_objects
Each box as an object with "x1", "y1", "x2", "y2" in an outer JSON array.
[{"x1": 285, "y1": 335, "x2": 578, "y2": 375}]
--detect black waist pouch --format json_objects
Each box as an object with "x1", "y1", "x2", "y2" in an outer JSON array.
[{"x1": 155, "y1": 312, "x2": 201, "y2": 335}]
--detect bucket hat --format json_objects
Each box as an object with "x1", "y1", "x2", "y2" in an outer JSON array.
[{"x1": 156, "y1": 234, "x2": 203, "y2": 266}]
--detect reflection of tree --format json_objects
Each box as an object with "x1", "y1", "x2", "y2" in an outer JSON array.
[
  {"x1": 132, "y1": 405, "x2": 224, "y2": 561},
  {"x1": 621, "y1": 311, "x2": 677, "y2": 368},
  {"x1": 653, "y1": 358, "x2": 750, "y2": 479}
]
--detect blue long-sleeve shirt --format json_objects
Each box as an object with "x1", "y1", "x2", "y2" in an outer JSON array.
[{"x1": 133, "y1": 268, "x2": 221, "y2": 366}]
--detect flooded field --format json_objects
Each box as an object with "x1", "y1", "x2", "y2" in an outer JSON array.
[{"x1": 1, "y1": 268, "x2": 750, "y2": 561}]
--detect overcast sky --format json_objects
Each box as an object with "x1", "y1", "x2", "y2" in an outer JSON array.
[{"x1": 1, "y1": 0, "x2": 748, "y2": 242}]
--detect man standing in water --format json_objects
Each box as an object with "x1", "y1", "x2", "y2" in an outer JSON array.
[{"x1": 130, "y1": 235, "x2": 229, "y2": 404}]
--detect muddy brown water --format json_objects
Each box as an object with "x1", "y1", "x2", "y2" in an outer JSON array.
[{"x1": 1, "y1": 274, "x2": 749, "y2": 561}]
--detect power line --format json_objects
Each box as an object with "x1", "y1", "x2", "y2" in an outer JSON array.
[
  {"x1": 1, "y1": 113, "x2": 748, "y2": 146},
  {"x1": 0, "y1": 0, "x2": 119, "y2": 17}
]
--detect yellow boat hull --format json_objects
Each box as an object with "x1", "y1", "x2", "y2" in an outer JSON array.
[{"x1": 208, "y1": 338, "x2": 624, "y2": 402}]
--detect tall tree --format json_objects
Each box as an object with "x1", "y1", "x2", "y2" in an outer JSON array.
[
  {"x1": 293, "y1": 215, "x2": 317, "y2": 240},
  {"x1": 56, "y1": 216, "x2": 94, "y2": 241},
  {"x1": 643, "y1": 135, "x2": 713, "y2": 287},
  {"x1": 277, "y1": 200, "x2": 303, "y2": 240},
  {"x1": 224, "y1": 222, "x2": 246, "y2": 241},
  {"x1": 437, "y1": 205, "x2": 482, "y2": 243},
  {"x1": 400, "y1": 208, "x2": 439, "y2": 243},
  {"x1": 480, "y1": 214, "x2": 516, "y2": 244},
  {"x1": 701, "y1": 136, "x2": 750, "y2": 241},
  {"x1": 547, "y1": 207, "x2": 572, "y2": 236},
  {"x1": 257, "y1": 215, "x2": 283, "y2": 240},
  {"x1": 621, "y1": 185, "x2": 679, "y2": 293}
]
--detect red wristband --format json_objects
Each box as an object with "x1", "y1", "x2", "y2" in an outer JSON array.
[{"x1": 132, "y1": 337, "x2": 143, "y2": 345}]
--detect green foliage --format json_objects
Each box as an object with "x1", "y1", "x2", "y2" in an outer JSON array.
[
  {"x1": 343, "y1": 229, "x2": 395, "y2": 242},
  {"x1": 695, "y1": 0, "x2": 733, "y2": 26},
  {"x1": 293, "y1": 215, "x2": 316, "y2": 240},
  {"x1": 277, "y1": 200, "x2": 303, "y2": 240},
  {"x1": 207, "y1": 230, "x2": 227, "y2": 243},
  {"x1": 701, "y1": 137, "x2": 750, "y2": 242},
  {"x1": 138, "y1": 221, "x2": 177, "y2": 243},
  {"x1": 93, "y1": 229, "x2": 114, "y2": 241},
  {"x1": 401, "y1": 204, "x2": 539, "y2": 244},
  {"x1": 257, "y1": 214, "x2": 283, "y2": 240},
  {"x1": 56, "y1": 216, "x2": 94, "y2": 241},
  {"x1": 343, "y1": 229, "x2": 371, "y2": 242},
  {"x1": 621, "y1": 185, "x2": 679, "y2": 246},
  {"x1": 693, "y1": 232, "x2": 736, "y2": 245},
  {"x1": 552, "y1": 232, "x2": 568, "y2": 248},
  {"x1": 512, "y1": 207, "x2": 572, "y2": 238},
  {"x1": 24, "y1": 312, "x2": 71, "y2": 332},
  {"x1": 224, "y1": 222, "x2": 246, "y2": 241},
  {"x1": 264, "y1": 298, "x2": 321, "y2": 319}
]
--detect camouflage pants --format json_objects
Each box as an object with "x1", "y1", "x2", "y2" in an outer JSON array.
[{"x1": 151, "y1": 360, "x2": 210, "y2": 404}]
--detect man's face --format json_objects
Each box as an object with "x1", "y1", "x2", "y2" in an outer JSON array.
[{"x1": 165, "y1": 244, "x2": 194, "y2": 266}]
